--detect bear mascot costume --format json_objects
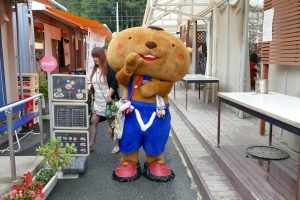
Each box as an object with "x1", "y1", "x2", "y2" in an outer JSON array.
[{"x1": 107, "y1": 26, "x2": 190, "y2": 182}]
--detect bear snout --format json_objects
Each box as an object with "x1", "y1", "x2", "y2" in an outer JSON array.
[{"x1": 145, "y1": 41, "x2": 157, "y2": 49}]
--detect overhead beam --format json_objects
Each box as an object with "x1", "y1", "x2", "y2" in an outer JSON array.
[
  {"x1": 143, "y1": 0, "x2": 159, "y2": 26},
  {"x1": 193, "y1": 0, "x2": 227, "y2": 20},
  {"x1": 148, "y1": 0, "x2": 178, "y2": 24},
  {"x1": 156, "y1": 3, "x2": 211, "y2": 6},
  {"x1": 153, "y1": 7, "x2": 208, "y2": 20},
  {"x1": 152, "y1": 18, "x2": 189, "y2": 22}
]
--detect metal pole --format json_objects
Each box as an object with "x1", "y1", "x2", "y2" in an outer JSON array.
[
  {"x1": 185, "y1": 82, "x2": 188, "y2": 111},
  {"x1": 48, "y1": 72, "x2": 53, "y2": 138},
  {"x1": 269, "y1": 124, "x2": 273, "y2": 146},
  {"x1": 7, "y1": 110, "x2": 17, "y2": 182},
  {"x1": 0, "y1": 94, "x2": 43, "y2": 113},
  {"x1": 38, "y1": 97, "x2": 44, "y2": 146},
  {"x1": 199, "y1": 83, "x2": 200, "y2": 99},
  {"x1": 240, "y1": 0, "x2": 249, "y2": 93},
  {"x1": 191, "y1": 21, "x2": 197, "y2": 74},
  {"x1": 116, "y1": 2, "x2": 119, "y2": 32},
  {"x1": 217, "y1": 96, "x2": 221, "y2": 148},
  {"x1": 173, "y1": 83, "x2": 176, "y2": 99},
  {"x1": 28, "y1": 0, "x2": 37, "y2": 73},
  {"x1": 14, "y1": 1, "x2": 23, "y2": 100},
  {"x1": 238, "y1": 0, "x2": 249, "y2": 118}
]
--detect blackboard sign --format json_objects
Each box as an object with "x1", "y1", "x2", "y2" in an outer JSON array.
[
  {"x1": 54, "y1": 130, "x2": 89, "y2": 156},
  {"x1": 52, "y1": 103, "x2": 88, "y2": 129},
  {"x1": 51, "y1": 74, "x2": 87, "y2": 102}
]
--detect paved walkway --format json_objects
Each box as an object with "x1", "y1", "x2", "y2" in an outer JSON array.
[{"x1": 48, "y1": 121, "x2": 200, "y2": 200}]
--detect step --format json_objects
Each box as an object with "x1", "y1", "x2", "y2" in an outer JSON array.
[
  {"x1": 170, "y1": 106, "x2": 243, "y2": 200},
  {"x1": 0, "y1": 156, "x2": 44, "y2": 195}
]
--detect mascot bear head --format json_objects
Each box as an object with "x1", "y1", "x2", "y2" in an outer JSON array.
[{"x1": 107, "y1": 26, "x2": 190, "y2": 82}]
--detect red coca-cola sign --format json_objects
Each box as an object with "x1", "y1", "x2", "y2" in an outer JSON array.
[{"x1": 40, "y1": 56, "x2": 57, "y2": 72}]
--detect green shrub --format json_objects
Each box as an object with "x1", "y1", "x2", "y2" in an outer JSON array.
[
  {"x1": 34, "y1": 168, "x2": 56, "y2": 186},
  {"x1": 36, "y1": 138, "x2": 75, "y2": 172},
  {"x1": 39, "y1": 76, "x2": 48, "y2": 100}
]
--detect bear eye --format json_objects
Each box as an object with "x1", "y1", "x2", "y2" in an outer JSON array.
[
  {"x1": 129, "y1": 37, "x2": 132, "y2": 40},
  {"x1": 172, "y1": 44, "x2": 175, "y2": 47}
]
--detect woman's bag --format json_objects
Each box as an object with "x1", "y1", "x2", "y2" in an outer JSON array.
[{"x1": 105, "y1": 100, "x2": 118, "y2": 120}]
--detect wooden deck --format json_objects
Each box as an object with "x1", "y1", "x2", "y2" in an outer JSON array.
[{"x1": 169, "y1": 84, "x2": 298, "y2": 200}]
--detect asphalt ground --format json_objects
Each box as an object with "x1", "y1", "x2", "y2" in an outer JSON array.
[
  {"x1": 0, "y1": 120, "x2": 199, "y2": 200},
  {"x1": 49, "y1": 121, "x2": 198, "y2": 200}
]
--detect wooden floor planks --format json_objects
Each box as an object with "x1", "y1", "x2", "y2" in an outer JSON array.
[
  {"x1": 169, "y1": 85, "x2": 298, "y2": 200},
  {"x1": 170, "y1": 105, "x2": 242, "y2": 200}
]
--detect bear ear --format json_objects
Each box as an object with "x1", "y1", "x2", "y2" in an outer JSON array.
[
  {"x1": 112, "y1": 32, "x2": 118, "y2": 38},
  {"x1": 187, "y1": 47, "x2": 192, "y2": 55}
]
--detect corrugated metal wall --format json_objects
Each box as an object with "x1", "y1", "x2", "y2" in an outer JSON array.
[{"x1": 13, "y1": 3, "x2": 31, "y2": 73}]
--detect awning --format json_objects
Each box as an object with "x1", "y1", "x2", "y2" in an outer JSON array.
[
  {"x1": 32, "y1": 1, "x2": 112, "y2": 39},
  {"x1": 46, "y1": 7, "x2": 112, "y2": 39}
]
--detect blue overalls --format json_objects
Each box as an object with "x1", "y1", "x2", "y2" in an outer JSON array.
[{"x1": 119, "y1": 76, "x2": 171, "y2": 156}]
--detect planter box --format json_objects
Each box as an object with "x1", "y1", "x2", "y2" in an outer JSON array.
[{"x1": 34, "y1": 171, "x2": 58, "y2": 200}]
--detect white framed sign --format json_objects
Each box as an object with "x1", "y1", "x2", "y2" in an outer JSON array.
[
  {"x1": 51, "y1": 102, "x2": 89, "y2": 130},
  {"x1": 51, "y1": 74, "x2": 88, "y2": 102},
  {"x1": 54, "y1": 130, "x2": 89, "y2": 156}
]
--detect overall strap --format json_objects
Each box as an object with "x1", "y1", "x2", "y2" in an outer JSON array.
[{"x1": 127, "y1": 75, "x2": 151, "y2": 100}]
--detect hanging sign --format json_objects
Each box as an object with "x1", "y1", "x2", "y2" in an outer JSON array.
[
  {"x1": 262, "y1": 8, "x2": 274, "y2": 42},
  {"x1": 40, "y1": 56, "x2": 58, "y2": 72}
]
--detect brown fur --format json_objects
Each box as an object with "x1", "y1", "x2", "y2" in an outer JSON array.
[{"x1": 107, "y1": 27, "x2": 190, "y2": 103}]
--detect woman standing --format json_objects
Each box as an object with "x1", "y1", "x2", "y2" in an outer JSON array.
[{"x1": 89, "y1": 47, "x2": 119, "y2": 152}]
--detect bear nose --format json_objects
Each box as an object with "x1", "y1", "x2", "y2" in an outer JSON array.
[{"x1": 145, "y1": 41, "x2": 157, "y2": 49}]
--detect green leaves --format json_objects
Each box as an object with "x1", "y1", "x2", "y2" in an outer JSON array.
[
  {"x1": 39, "y1": 76, "x2": 48, "y2": 100},
  {"x1": 34, "y1": 168, "x2": 56, "y2": 186},
  {"x1": 36, "y1": 139, "x2": 76, "y2": 172},
  {"x1": 55, "y1": 0, "x2": 147, "y2": 32}
]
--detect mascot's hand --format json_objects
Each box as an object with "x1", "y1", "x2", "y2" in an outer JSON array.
[
  {"x1": 141, "y1": 80, "x2": 159, "y2": 97},
  {"x1": 125, "y1": 52, "x2": 143, "y2": 74}
]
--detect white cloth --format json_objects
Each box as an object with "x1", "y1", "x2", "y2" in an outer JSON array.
[{"x1": 91, "y1": 68, "x2": 109, "y2": 116}]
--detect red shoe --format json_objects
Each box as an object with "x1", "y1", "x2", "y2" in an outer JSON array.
[
  {"x1": 143, "y1": 160, "x2": 175, "y2": 182},
  {"x1": 112, "y1": 161, "x2": 141, "y2": 182}
]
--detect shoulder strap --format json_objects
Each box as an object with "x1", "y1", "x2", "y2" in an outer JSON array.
[{"x1": 127, "y1": 75, "x2": 148, "y2": 100}]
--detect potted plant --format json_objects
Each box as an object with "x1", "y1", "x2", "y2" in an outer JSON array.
[
  {"x1": 1, "y1": 171, "x2": 44, "y2": 200},
  {"x1": 34, "y1": 138, "x2": 75, "y2": 199}
]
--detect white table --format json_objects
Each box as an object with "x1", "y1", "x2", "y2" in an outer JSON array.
[
  {"x1": 217, "y1": 92, "x2": 300, "y2": 199},
  {"x1": 174, "y1": 74, "x2": 219, "y2": 110}
]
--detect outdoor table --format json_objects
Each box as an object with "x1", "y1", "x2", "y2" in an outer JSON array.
[
  {"x1": 217, "y1": 92, "x2": 300, "y2": 199},
  {"x1": 173, "y1": 74, "x2": 219, "y2": 111}
]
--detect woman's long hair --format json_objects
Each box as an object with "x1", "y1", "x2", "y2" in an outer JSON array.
[{"x1": 90, "y1": 47, "x2": 108, "y2": 82}]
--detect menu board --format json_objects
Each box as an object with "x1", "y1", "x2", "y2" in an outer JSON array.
[
  {"x1": 54, "y1": 130, "x2": 89, "y2": 156},
  {"x1": 51, "y1": 74, "x2": 87, "y2": 102},
  {"x1": 52, "y1": 103, "x2": 88, "y2": 129}
]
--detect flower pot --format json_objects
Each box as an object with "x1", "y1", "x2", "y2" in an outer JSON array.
[
  {"x1": 42, "y1": 171, "x2": 58, "y2": 199},
  {"x1": 34, "y1": 170, "x2": 58, "y2": 200}
]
